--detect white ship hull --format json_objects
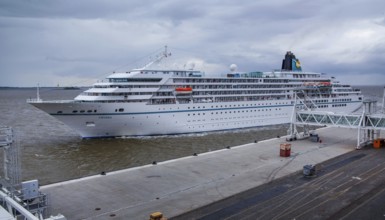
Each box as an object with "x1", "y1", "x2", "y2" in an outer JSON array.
[{"x1": 30, "y1": 99, "x2": 362, "y2": 138}]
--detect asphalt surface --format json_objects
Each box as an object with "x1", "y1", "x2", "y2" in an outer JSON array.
[{"x1": 171, "y1": 146, "x2": 385, "y2": 220}]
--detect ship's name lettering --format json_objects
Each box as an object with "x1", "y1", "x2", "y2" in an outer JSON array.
[{"x1": 99, "y1": 116, "x2": 112, "y2": 119}]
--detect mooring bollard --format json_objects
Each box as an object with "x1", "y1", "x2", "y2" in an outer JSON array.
[{"x1": 149, "y1": 212, "x2": 168, "y2": 220}]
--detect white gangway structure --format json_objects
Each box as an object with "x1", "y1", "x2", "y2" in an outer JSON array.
[
  {"x1": 288, "y1": 90, "x2": 385, "y2": 149},
  {"x1": 0, "y1": 126, "x2": 66, "y2": 220}
]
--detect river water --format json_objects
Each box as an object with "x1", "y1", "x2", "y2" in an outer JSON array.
[{"x1": 0, "y1": 86, "x2": 383, "y2": 185}]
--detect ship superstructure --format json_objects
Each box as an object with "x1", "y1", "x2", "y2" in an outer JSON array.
[{"x1": 28, "y1": 50, "x2": 363, "y2": 138}]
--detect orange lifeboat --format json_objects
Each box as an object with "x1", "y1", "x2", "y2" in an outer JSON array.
[
  {"x1": 320, "y1": 82, "x2": 331, "y2": 86},
  {"x1": 304, "y1": 81, "x2": 331, "y2": 87},
  {"x1": 175, "y1": 87, "x2": 192, "y2": 94}
]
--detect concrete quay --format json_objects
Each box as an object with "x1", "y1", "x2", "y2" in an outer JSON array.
[{"x1": 41, "y1": 127, "x2": 359, "y2": 219}]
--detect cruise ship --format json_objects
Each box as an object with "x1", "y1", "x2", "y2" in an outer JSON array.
[{"x1": 28, "y1": 49, "x2": 363, "y2": 138}]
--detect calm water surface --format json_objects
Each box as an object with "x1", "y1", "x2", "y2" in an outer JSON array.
[{"x1": 0, "y1": 86, "x2": 383, "y2": 184}]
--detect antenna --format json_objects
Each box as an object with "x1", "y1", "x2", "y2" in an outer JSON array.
[
  {"x1": 37, "y1": 83, "x2": 41, "y2": 102},
  {"x1": 139, "y1": 45, "x2": 171, "y2": 70}
]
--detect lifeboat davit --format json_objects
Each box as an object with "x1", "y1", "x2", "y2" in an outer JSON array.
[{"x1": 175, "y1": 87, "x2": 193, "y2": 94}]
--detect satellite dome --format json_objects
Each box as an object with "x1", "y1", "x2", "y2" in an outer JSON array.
[{"x1": 230, "y1": 64, "x2": 237, "y2": 72}]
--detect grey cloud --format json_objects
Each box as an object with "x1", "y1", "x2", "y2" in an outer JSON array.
[
  {"x1": 1, "y1": 0, "x2": 385, "y2": 86},
  {"x1": 374, "y1": 17, "x2": 385, "y2": 27},
  {"x1": 45, "y1": 56, "x2": 103, "y2": 63},
  {"x1": 0, "y1": 0, "x2": 148, "y2": 19},
  {"x1": 153, "y1": 1, "x2": 207, "y2": 24}
]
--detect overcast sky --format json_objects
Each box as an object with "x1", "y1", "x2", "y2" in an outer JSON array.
[{"x1": 1, "y1": 0, "x2": 384, "y2": 87}]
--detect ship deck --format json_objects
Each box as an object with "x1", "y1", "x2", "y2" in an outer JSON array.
[{"x1": 41, "y1": 127, "x2": 362, "y2": 219}]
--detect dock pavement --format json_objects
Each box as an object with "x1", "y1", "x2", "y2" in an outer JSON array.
[{"x1": 41, "y1": 127, "x2": 359, "y2": 219}]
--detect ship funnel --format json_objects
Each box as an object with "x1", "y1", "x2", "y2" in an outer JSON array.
[{"x1": 281, "y1": 51, "x2": 302, "y2": 71}]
